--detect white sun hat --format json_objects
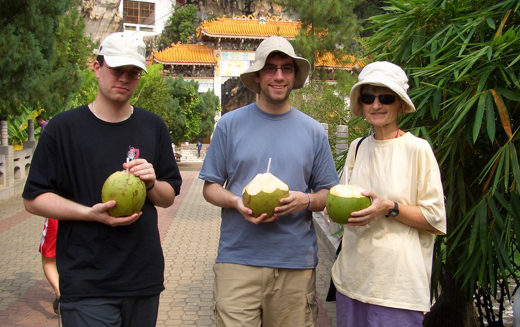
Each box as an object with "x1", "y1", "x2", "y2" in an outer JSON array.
[
  {"x1": 98, "y1": 32, "x2": 147, "y2": 72},
  {"x1": 240, "y1": 36, "x2": 310, "y2": 94},
  {"x1": 349, "y1": 61, "x2": 416, "y2": 117}
]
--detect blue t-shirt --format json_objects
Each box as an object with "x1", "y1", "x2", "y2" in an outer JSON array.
[{"x1": 199, "y1": 103, "x2": 338, "y2": 269}]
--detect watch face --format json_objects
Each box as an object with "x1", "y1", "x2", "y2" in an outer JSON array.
[{"x1": 387, "y1": 210, "x2": 398, "y2": 217}]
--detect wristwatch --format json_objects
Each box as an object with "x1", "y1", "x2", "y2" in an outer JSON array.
[{"x1": 386, "y1": 201, "x2": 399, "y2": 217}]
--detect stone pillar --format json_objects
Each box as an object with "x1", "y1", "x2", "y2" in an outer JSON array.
[
  {"x1": 28, "y1": 119, "x2": 35, "y2": 141},
  {"x1": 321, "y1": 123, "x2": 328, "y2": 134},
  {"x1": 336, "y1": 124, "x2": 348, "y2": 155},
  {"x1": 23, "y1": 119, "x2": 37, "y2": 150},
  {"x1": 0, "y1": 120, "x2": 14, "y2": 187},
  {"x1": 0, "y1": 120, "x2": 7, "y2": 146},
  {"x1": 24, "y1": 119, "x2": 37, "y2": 150}
]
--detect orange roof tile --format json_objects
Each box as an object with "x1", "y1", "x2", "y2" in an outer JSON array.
[
  {"x1": 153, "y1": 43, "x2": 218, "y2": 66},
  {"x1": 315, "y1": 52, "x2": 366, "y2": 70},
  {"x1": 197, "y1": 16, "x2": 301, "y2": 40}
]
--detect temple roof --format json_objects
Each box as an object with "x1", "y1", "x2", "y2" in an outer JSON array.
[
  {"x1": 153, "y1": 43, "x2": 218, "y2": 66},
  {"x1": 315, "y1": 52, "x2": 366, "y2": 70},
  {"x1": 155, "y1": 16, "x2": 365, "y2": 72},
  {"x1": 197, "y1": 16, "x2": 300, "y2": 40}
]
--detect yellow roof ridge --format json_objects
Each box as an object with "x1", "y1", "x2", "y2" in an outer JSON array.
[
  {"x1": 153, "y1": 43, "x2": 218, "y2": 66},
  {"x1": 315, "y1": 51, "x2": 366, "y2": 69},
  {"x1": 197, "y1": 15, "x2": 301, "y2": 39}
]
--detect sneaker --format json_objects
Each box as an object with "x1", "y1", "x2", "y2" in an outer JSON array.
[{"x1": 52, "y1": 296, "x2": 60, "y2": 314}]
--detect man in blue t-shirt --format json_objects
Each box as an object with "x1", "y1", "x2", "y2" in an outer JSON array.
[{"x1": 199, "y1": 36, "x2": 338, "y2": 327}]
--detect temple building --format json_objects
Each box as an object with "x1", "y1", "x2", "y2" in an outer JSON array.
[{"x1": 152, "y1": 14, "x2": 365, "y2": 111}]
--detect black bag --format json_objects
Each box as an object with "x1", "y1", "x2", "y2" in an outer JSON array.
[
  {"x1": 326, "y1": 240, "x2": 343, "y2": 301},
  {"x1": 325, "y1": 136, "x2": 366, "y2": 302}
]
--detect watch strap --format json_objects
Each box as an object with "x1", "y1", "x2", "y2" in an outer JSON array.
[{"x1": 386, "y1": 201, "x2": 399, "y2": 217}]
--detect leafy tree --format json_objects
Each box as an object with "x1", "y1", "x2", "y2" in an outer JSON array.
[
  {"x1": 0, "y1": 0, "x2": 93, "y2": 119},
  {"x1": 130, "y1": 63, "x2": 187, "y2": 145},
  {"x1": 161, "y1": 4, "x2": 198, "y2": 49},
  {"x1": 161, "y1": 76, "x2": 218, "y2": 144},
  {"x1": 45, "y1": 7, "x2": 93, "y2": 117},
  {"x1": 352, "y1": 0, "x2": 385, "y2": 37},
  {"x1": 290, "y1": 81, "x2": 349, "y2": 143},
  {"x1": 195, "y1": 90, "x2": 220, "y2": 140},
  {"x1": 164, "y1": 77, "x2": 197, "y2": 143},
  {"x1": 273, "y1": 0, "x2": 362, "y2": 79},
  {"x1": 364, "y1": 0, "x2": 520, "y2": 325},
  {"x1": 291, "y1": 80, "x2": 370, "y2": 172},
  {"x1": 132, "y1": 64, "x2": 178, "y2": 119},
  {"x1": 65, "y1": 67, "x2": 99, "y2": 111}
]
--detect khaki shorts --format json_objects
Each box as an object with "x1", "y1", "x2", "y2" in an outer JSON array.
[{"x1": 213, "y1": 263, "x2": 318, "y2": 327}]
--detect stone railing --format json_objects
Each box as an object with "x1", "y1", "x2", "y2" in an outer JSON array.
[{"x1": 0, "y1": 120, "x2": 36, "y2": 201}]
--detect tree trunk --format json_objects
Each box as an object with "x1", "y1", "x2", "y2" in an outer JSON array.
[{"x1": 424, "y1": 275, "x2": 480, "y2": 327}]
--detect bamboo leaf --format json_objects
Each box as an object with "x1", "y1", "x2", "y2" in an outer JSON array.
[
  {"x1": 492, "y1": 151, "x2": 505, "y2": 193},
  {"x1": 504, "y1": 145, "x2": 510, "y2": 190},
  {"x1": 493, "y1": 10, "x2": 511, "y2": 40},
  {"x1": 447, "y1": 95, "x2": 478, "y2": 136},
  {"x1": 478, "y1": 201, "x2": 488, "y2": 255},
  {"x1": 486, "y1": 92, "x2": 496, "y2": 142},
  {"x1": 487, "y1": 244, "x2": 495, "y2": 294},
  {"x1": 511, "y1": 194, "x2": 520, "y2": 244},
  {"x1": 490, "y1": 89, "x2": 513, "y2": 138},
  {"x1": 510, "y1": 144, "x2": 520, "y2": 190},
  {"x1": 494, "y1": 87, "x2": 520, "y2": 101},
  {"x1": 486, "y1": 17, "x2": 496, "y2": 29},
  {"x1": 473, "y1": 94, "x2": 486, "y2": 143},
  {"x1": 477, "y1": 67, "x2": 494, "y2": 93}
]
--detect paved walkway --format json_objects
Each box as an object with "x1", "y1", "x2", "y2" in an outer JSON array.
[{"x1": 0, "y1": 161, "x2": 337, "y2": 326}]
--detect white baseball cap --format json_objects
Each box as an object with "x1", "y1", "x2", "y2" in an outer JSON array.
[
  {"x1": 349, "y1": 61, "x2": 416, "y2": 117},
  {"x1": 240, "y1": 36, "x2": 310, "y2": 94},
  {"x1": 98, "y1": 32, "x2": 147, "y2": 72}
]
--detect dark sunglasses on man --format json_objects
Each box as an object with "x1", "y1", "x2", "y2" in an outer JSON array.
[{"x1": 360, "y1": 94, "x2": 396, "y2": 105}]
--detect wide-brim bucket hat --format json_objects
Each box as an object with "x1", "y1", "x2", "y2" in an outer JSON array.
[
  {"x1": 349, "y1": 61, "x2": 416, "y2": 117},
  {"x1": 240, "y1": 36, "x2": 310, "y2": 94}
]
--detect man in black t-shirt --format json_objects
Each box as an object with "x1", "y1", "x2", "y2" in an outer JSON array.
[{"x1": 23, "y1": 32, "x2": 182, "y2": 327}]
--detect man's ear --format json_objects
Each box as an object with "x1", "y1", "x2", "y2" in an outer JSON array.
[{"x1": 93, "y1": 61, "x2": 101, "y2": 78}]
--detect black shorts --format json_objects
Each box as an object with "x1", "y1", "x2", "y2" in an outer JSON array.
[{"x1": 60, "y1": 294, "x2": 160, "y2": 327}]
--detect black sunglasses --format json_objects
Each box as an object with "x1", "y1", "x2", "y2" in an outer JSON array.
[{"x1": 360, "y1": 94, "x2": 396, "y2": 105}]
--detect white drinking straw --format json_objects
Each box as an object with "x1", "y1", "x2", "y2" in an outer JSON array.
[{"x1": 266, "y1": 158, "x2": 272, "y2": 174}]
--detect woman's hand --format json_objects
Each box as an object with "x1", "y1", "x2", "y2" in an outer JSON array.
[{"x1": 347, "y1": 191, "x2": 392, "y2": 226}]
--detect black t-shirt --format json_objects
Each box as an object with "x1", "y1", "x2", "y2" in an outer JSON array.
[{"x1": 23, "y1": 105, "x2": 182, "y2": 302}]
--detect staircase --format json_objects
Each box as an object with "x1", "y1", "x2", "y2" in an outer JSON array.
[{"x1": 175, "y1": 143, "x2": 207, "y2": 163}]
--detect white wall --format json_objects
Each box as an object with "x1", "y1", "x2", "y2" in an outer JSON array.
[{"x1": 120, "y1": 0, "x2": 175, "y2": 38}]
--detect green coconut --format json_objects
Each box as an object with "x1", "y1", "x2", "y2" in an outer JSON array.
[
  {"x1": 326, "y1": 184, "x2": 371, "y2": 224},
  {"x1": 242, "y1": 173, "x2": 290, "y2": 218},
  {"x1": 101, "y1": 171, "x2": 146, "y2": 217}
]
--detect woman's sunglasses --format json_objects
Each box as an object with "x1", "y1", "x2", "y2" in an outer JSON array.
[{"x1": 360, "y1": 94, "x2": 396, "y2": 105}]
